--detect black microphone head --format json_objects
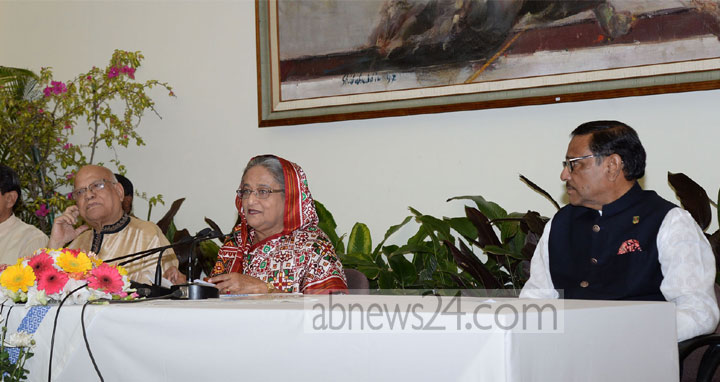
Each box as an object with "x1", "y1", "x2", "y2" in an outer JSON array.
[{"x1": 195, "y1": 228, "x2": 213, "y2": 237}]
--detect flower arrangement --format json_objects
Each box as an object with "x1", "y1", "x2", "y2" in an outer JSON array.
[
  {"x1": 0, "y1": 248, "x2": 138, "y2": 305},
  {"x1": 1, "y1": 317, "x2": 35, "y2": 382}
]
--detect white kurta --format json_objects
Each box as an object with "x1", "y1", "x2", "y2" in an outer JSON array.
[
  {"x1": 0, "y1": 214, "x2": 48, "y2": 265},
  {"x1": 69, "y1": 216, "x2": 179, "y2": 285}
]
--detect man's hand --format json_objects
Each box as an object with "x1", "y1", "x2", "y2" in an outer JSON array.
[
  {"x1": 47, "y1": 205, "x2": 89, "y2": 248},
  {"x1": 164, "y1": 266, "x2": 187, "y2": 285}
]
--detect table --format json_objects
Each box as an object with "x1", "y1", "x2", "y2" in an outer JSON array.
[{"x1": 2, "y1": 295, "x2": 678, "y2": 381}]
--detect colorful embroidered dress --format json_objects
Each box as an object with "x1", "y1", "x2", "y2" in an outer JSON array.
[{"x1": 211, "y1": 156, "x2": 347, "y2": 294}]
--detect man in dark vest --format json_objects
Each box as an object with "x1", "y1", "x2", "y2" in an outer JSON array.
[{"x1": 520, "y1": 120, "x2": 718, "y2": 341}]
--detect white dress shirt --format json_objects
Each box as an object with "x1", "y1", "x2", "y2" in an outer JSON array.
[{"x1": 520, "y1": 207, "x2": 719, "y2": 341}]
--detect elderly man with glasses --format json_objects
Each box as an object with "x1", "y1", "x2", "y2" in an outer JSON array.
[
  {"x1": 48, "y1": 165, "x2": 186, "y2": 285},
  {"x1": 520, "y1": 120, "x2": 718, "y2": 342}
]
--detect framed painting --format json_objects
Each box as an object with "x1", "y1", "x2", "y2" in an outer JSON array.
[{"x1": 256, "y1": 0, "x2": 720, "y2": 127}]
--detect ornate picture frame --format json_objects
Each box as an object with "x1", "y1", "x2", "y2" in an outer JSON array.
[{"x1": 256, "y1": 0, "x2": 720, "y2": 127}]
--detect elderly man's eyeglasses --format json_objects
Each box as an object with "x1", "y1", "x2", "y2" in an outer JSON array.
[
  {"x1": 72, "y1": 179, "x2": 116, "y2": 199},
  {"x1": 562, "y1": 154, "x2": 595, "y2": 172},
  {"x1": 237, "y1": 188, "x2": 284, "y2": 200}
]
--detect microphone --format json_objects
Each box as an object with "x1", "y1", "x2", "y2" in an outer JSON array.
[
  {"x1": 132, "y1": 285, "x2": 184, "y2": 300},
  {"x1": 194, "y1": 227, "x2": 214, "y2": 238}
]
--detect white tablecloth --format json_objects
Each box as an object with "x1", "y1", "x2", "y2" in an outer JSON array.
[{"x1": 2, "y1": 295, "x2": 678, "y2": 382}]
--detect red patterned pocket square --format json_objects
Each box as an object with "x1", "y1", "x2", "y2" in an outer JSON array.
[{"x1": 617, "y1": 239, "x2": 642, "y2": 255}]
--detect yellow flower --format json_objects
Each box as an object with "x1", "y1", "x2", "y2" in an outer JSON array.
[
  {"x1": 0, "y1": 264, "x2": 36, "y2": 292},
  {"x1": 56, "y1": 250, "x2": 92, "y2": 274},
  {"x1": 116, "y1": 265, "x2": 128, "y2": 276}
]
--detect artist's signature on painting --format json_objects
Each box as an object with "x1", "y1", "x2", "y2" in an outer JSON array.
[{"x1": 342, "y1": 73, "x2": 397, "y2": 86}]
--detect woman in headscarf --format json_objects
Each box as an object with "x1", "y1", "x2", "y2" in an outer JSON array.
[{"x1": 208, "y1": 155, "x2": 348, "y2": 294}]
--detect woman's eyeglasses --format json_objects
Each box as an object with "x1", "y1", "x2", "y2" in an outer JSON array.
[{"x1": 236, "y1": 188, "x2": 284, "y2": 200}]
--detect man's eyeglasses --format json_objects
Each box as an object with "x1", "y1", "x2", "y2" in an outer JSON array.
[
  {"x1": 237, "y1": 188, "x2": 284, "y2": 200},
  {"x1": 562, "y1": 154, "x2": 595, "y2": 172},
  {"x1": 72, "y1": 179, "x2": 116, "y2": 199}
]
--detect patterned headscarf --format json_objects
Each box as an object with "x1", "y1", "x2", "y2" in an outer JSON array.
[{"x1": 211, "y1": 155, "x2": 319, "y2": 276}]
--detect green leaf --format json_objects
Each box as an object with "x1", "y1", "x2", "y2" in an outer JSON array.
[
  {"x1": 347, "y1": 222, "x2": 372, "y2": 255},
  {"x1": 496, "y1": 212, "x2": 523, "y2": 243},
  {"x1": 483, "y1": 245, "x2": 525, "y2": 260},
  {"x1": 445, "y1": 217, "x2": 477, "y2": 241},
  {"x1": 389, "y1": 243, "x2": 435, "y2": 257},
  {"x1": 417, "y1": 214, "x2": 453, "y2": 242},
  {"x1": 166, "y1": 220, "x2": 177, "y2": 243},
  {"x1": 341, "y1": 251, "x2": 373, "y2": 264},
  {"x1": 0, "y1": 66, "x2": 40, "y2": 100},
  {"x1": 447, "y1": 195, "x2": 507, "y2": 220},
  {"x1": 198, "y1": 239, "x2": 221, "y2": 276},
  {"x1": 372, "y1": 215, "x2": 412, "y2": 257},
  {"x1": 314, "y1": 200, "x2": 344, "y2": 253},
  {"x1": 377, "y1": 270, "x2": 396, "y2": 289},
  {"x1": 421, "y1": 247, "x2": 439, "y2": 278},
  {"x1": 340, "y1": 253, "x2": 380, "y2": 279},
  {"x1": 407, "y1": 224, "x2": 429, "y2": 246},
  {"x1": 410, "y1": 207, "x2": 453, "y2": 249},
  {"x1": 388, "y1": 254, "x2": 417, "y2": 286}
]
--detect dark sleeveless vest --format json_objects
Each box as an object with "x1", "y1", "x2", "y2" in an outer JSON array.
[{"x1": 549, "y1": 183, "x2": 676, "y2": 301}]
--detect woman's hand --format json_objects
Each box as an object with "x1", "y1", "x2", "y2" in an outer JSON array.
[{"x1": 208, "y1": 273, "x2": 271, "y2": 294}]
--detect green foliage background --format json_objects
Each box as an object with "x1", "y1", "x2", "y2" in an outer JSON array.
[{"x1": 0, "y1": 50, "x2": 173, "y2": 233}]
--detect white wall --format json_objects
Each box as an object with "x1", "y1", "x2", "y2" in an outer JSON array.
[{"x1": 1, "y1": 0, "x2": 719, "y2": 245}]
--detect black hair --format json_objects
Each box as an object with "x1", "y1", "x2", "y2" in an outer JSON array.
[
  {"x1": 114, "y1": 173, "x2": 134, "y2": 197},
  {"x1": 0, "y1": 164, "x2": 22, "y2": 210},
  {"x1": 571, "y1": 120, "x2": 646, "y2": 180}
]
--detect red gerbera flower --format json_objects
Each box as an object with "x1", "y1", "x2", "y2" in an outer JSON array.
[
  {"x1": 28, "y1": 252, "x2": 55, "y2": 277},
  {"x1": 37, "y1": 267, "x2": 69, "y2": 295},
  {"x1": 87, "y1": 264, "x2": 123, "y2": 294}
]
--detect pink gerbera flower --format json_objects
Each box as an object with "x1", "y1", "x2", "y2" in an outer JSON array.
[
  {"x1": 87, "y1": 263, "x2": 123, "y2": 294},
  {"x1": 28, "y1": 252, "x2": 54, "y2": 277},
  {"x1": 37, "y1": 268, "x2": 69, "y2": 294}
]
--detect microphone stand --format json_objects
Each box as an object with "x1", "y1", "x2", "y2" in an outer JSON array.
[
  {"x1": 106, "y1": 229, "x2": 223, "y2": 299},
  {"x1": 170, "y1": 233, "x2": 221, "y2": 300}
]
